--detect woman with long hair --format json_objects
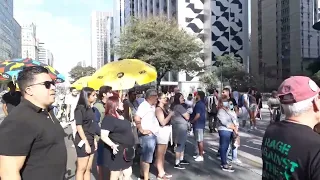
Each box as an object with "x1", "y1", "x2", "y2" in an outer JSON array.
[
  {"x1": 170, "y1": 93, "x2": 190, "y2": 170},
  {"x1": 217, "y1": 97, "x2": 238, "y2": 172},
  {"x1": 74, "y1": 87, "x2": 97, "y2": 180},
  {"x1": 100, "y1": 95, "x2": 134, "y2": 180},
  {"x1": 155, "y1": 93, "x2": 174, "y2": 179}
]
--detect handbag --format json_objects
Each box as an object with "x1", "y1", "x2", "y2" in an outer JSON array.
[{"x1": 123, "y1": 146, "x2": 135, "y2": 162}]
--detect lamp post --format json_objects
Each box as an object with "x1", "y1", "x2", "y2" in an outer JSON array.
[{"x1": 220, "y1": 66, "x2": 223, "y2": 91}]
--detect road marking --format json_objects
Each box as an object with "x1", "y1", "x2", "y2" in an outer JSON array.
[{"x1": 242, "y1": 145, "x2": 261, "y2": 151}]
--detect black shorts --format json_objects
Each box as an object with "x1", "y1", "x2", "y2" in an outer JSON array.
[{"x1": 75, "y1": 143, "x2": 95, "y2": 157}]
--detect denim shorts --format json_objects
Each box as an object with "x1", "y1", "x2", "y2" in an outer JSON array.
[
  {"x1": 194, "y1": 128, "x2": 204, "y2": 142},
  {"x1": 139, "y1": 134, "x2": 157, "y2": 163}
]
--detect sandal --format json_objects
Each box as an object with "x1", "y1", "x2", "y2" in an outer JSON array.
[{"x1": 157, "y1": 175, "x2": 169, "y2": 180}]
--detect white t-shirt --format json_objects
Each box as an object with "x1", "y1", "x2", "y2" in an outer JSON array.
[
  {"x1": 135, "y1": 101, "x2": 160, "y2": 135},
  {"x1": 65, "y1": 94, "x2": 79, "y2": 120}
]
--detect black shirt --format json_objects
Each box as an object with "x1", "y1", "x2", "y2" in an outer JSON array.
[
  {"x1": 262, "y1": 121, "x2": 320, "y2": 180},
  {"x1": 101, "y1": 115, "x2": 134, "y2": 147},
  {"x1": 1, "y1": 91, "x2": 22, "y2": 113},
  {"x1": 74, "y1": 105, "x2": 96, "y2": 145},
  {"x1": 0, "y1": 99, "x2": 67, "y2": 180},
  {"x1": 255, "y1": 92, "x2": 262, "y2": 108}
]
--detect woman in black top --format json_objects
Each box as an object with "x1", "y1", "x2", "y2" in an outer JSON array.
[
  {"x1": 155, "y1": 93, "x2": 174, "y2": 179},
  {"x1": 100, "y1": 95, "x2": 135, "y2": 180},
  {"x1": 74, "y1": 87, "x2": 97, "y2": 180}
]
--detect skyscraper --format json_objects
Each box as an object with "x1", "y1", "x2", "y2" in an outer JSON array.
[
  {"x1": 21, "y1": 23, "x2": 39, "y2": 60},
  {"x1": 91, "y1": 11, "x2": 114, "y2": 69},
  {"x1": 0, "y1": 0, "x2": 21, "y2": 60},
  {"x1": 38, "y1": 42, "x2": 47, "y2": 64},
  {"x1": 46, "y1": 50, "x2": 54, "y2": 67},
  {"x1": 251, "y1": 0, "x2": 320, "y2": 84}
]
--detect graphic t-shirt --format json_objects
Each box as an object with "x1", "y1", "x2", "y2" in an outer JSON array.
[{"x1": 262, "y1": 121, "x2": 320, "y2": 180}]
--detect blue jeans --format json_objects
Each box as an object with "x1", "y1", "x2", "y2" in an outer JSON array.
[
  {"x1": 218, "y1": 130, "x2": 233, "y2": 165},
  {"x1": 139, "y1": 134, "x2": 157, "y2": 163}
]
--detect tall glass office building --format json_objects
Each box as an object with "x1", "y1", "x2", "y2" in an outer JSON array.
[{"x1": 0, "y1": 0, "x2": 21, "y2": 61}]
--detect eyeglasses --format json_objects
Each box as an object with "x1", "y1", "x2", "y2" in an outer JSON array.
[{"x1": 28, "y1": 81, "x2": 55, "y2": 89}]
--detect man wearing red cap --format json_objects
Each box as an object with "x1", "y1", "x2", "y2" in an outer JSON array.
[{"x1": 261, "y1": 76, "x2": 320, "y2": 180}]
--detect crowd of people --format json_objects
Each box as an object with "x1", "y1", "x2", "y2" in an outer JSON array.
[{"x1": 1, "y1": 66, "x2": 320, "y2": 180}]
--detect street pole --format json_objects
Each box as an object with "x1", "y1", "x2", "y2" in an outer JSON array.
[
  {"x1": 263, "y1": 63, "x2": 266, "y2": 92},
  {"x1": 220, "y1": 67, "x2": 223, "y2": 91}
]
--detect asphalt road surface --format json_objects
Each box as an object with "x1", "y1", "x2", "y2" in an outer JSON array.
[
  {"x1": 0, "y1": 102, "x2": 266, "y2": 180},
  {"x1": 64, "y1": 126, "x2": 263, "y2": 180}
]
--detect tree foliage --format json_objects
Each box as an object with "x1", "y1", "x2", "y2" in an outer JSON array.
[
  {"x1": 199, "y1": 72, "x2": 219, "y2": 89},
  {"x1": 312, "y1": 70, "x2": 320, "y2": 85},
  {"x1": 307, "y1": 60, "x2": 320, "y2": 75},
  {"x1": 215, "y1": 54, "x2": 257, "y2": 91},
  {"x1": 69, "y1": 66, "x2": 96, "y2": 82},
  {"x1": 114, "y1": 17, "x2": 203, "y2": 86}
]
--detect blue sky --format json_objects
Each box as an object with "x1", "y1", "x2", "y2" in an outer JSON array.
[{"x1": 13, "y1": 0, "x2": 113, "y2": 79}]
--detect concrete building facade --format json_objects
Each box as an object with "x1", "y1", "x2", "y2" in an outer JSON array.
[
  {"x1": 251, "y1": 0, "x2": 320, "y2": 86},
  {"x1": 21, "y1": 23, "x2": 39, "y2": 60},
  {"x1": 0, "y1": 0, "x2": 21, "y2": 60},
  {"x1": 91, "y1": 11, "x2": 114, "y2": 69},
  {"x1": 38, "y1": 42, "x2": 47, "y2": 64},
  {"x1": 46, "y1": 50, "x2": 54, "y2": 67}
]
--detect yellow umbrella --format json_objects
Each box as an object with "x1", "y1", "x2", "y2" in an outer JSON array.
[
  {"x1": 71, "y1": 76, "x2": 93, "y2": 90},
  {"x1": 88, "y1": 59, "x2": 157, "y2": 90}
]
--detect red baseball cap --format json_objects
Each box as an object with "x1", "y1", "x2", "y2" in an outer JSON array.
[{"x1": 278, "y1": 76, "x2": 320, "y2": 104}]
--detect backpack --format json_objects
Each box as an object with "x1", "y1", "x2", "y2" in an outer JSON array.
[{"x1": 207, "y1": 95, "x2": 217, "y2": 114}]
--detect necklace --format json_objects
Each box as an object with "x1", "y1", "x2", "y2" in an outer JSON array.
[{"x1": 47, "y1": 111, "x2": 55, "y2": 124}]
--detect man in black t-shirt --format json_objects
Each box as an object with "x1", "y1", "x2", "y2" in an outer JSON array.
[
  {"x1": 262, "y1": 76, "x2": 320, "y2": 180},
  {"x1": 1, "y1": 81, "x2": 21, "y2": 116},
  {"x1": 0, "y1": 66, "x2": 67, "y2": 180}
]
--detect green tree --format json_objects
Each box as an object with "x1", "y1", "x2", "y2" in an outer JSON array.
[
  {"x1": 114, "y1": 17, "x2": 203, "y2": 87},
  {"x1": 199, "y1": 72, "x2": 219, "y2": 89},
  {"x1": 312, "y1": 70, "x2": 320, "y2": 85},
  {"x1": 69, "y1": 65, "x2": 96, "y2": 82},
  {"x1": 215, "y1": 54, "x2": 257, "y2": 91},
  {"x1": 307, "y1": 60, "x2": 320, "y2": 75}
]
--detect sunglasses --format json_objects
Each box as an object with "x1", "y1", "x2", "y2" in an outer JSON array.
[{"x1": 28, "y1": 80, "x2": 55, "y2": 89}]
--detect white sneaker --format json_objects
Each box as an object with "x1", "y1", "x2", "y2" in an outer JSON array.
[
  {"x1": 232, "y1": 159, "x2": 242, "y2": 165},
  {"x1": 254, "y1": 127, "x2": 258, "y2": 130},
  {"x1": 250, "y1": 126, "x2": 253, "y2": 130},
  {"x1": 71, "y1": 145, "x2": 75, "y2": 148},
  {"x1": 194, "y1": 156, "x2": 204, "y2": 162}
]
